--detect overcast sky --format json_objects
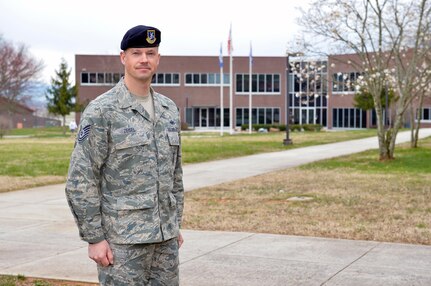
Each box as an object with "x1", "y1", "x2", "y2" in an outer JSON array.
[{"x1": 0, "y1": 0, "x2": 311, "y2": 84}]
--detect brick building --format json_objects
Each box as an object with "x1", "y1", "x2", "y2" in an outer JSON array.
[
  {"x1": 0, "y1": 97, "x2": 60, "y2": 129},
  {"x1": 75, "y1": 53, "x2": 431, "y2": 130}
]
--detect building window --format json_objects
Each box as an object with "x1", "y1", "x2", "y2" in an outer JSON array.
[
  {"x1": 274, "y1": 75, "x2": 280, "y2": 92},
  {"x1": 151, "y1": 73, "x2": 180, "y2": 85},
  {"x1": 165, "y1": 73, "x2": 172, "y2": 83},
  {"x1": 418, "y1": 108, "x2": 431, "y2": 121},
  {"x1": 193, "y1": 74, "x2": 200, "y2": 84},
  {"x1": 332, "y1": 72, "x2": 361, "y2": 93},
  {"x1": 89, "y1": 73, "x2": 96, "y2": 84},
  {"x1": 184, "y1": 73, "x2": 229, "y2": 85},
  {"x1": 81, "y1": 73, "x2": 89, "y2": 84},
  {"x1": 97, "y1": 73, "x2": 104, "y2": 84},
  {"x1": 333, "y1": 108, "x2": 367, "y2": 128},
  {"x1": 105, "y1": 73, "x2": 113, "y2": 84},
  {"x1": 258, "y1": 74, "x2": 265, "y2": 92},
  {"x1": 235, "y1": 107, "x2": 280, "y2": 126},
  {"x1": 185, "y1": 74, "x2": 192, "y2": 84},
  {"x1": 289, "y1": 60, "x2": 328, "y2": 127},
  {"x1": 236, "y1": 74, "x2": 280, "y2": 94},
  {"x1": 185, "y1": 107, "x2": 230, "y2": 128},
  {"x1": 157, "y1": 73, "x2": 164, "y2": 83},
  {"x1": 113, "y1": 73, "x2": 121, "y2": 83},
  {"x1": 80, "y1": 72, "x2": 123, "y2": 85}
]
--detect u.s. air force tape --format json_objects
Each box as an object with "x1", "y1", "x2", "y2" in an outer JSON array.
[{"x1": 78, "y1": 125, "x2": 91, "y2": 143}]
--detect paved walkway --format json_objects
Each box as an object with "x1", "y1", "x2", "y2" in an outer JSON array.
[{"x1": 1, "y1": 129, "x2": 431, "y2": 285}]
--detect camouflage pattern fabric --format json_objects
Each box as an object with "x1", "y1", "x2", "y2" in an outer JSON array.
[
  {"x1": 65, "y1": 78, "x2": 184, "y2": 245},
  {"x1": 98, "y1": 238, "x2": 179, "y2": 286}
]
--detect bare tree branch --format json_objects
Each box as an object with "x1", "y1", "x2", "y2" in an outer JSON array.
[
  {"x1": 0, "y1": 38, "x2": 44, "y2": 104},
  {"x1": 297, "y1": 0, "x2": 431, "y2": 160}
]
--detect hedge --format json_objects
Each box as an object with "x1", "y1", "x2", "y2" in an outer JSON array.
[{"x1": 240, "y1": 124, "x2": 322, "y2": 132}]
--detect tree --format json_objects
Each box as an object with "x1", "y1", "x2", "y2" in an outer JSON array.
[
  {"x1": 298, "y1": 0, "x2": 431, "y2": 160},
  {"x1": 46, "y1": 59, "x2": 77, "y2": 135},
  {"x1": 410, "y1": 57, "x2": 431, "y2": 147},
  {"x1": 0, "y1": 36, "x2": 44, "y2": 129},
  {"x1": 288, "y1": 57, "x2": 329, "y2": 127},
  {"x1": 354, "y1": 86, "x2": 395, "y2": 111}
]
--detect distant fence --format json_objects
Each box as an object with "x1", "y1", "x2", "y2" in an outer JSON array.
[{"x1": 0, "y1": 113, "x2": 61, "y2": 129}]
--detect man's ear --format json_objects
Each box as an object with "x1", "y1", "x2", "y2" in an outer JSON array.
[{"x1": 120, "y1": 51, "x2": 125, "y2": 65}]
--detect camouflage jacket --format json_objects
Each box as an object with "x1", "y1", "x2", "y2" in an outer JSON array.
[{"x1": 65, "y1": 79, "x2": 184, "y2": 244}]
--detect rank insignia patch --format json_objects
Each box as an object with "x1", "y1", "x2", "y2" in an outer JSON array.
[
  {"x1": 78, "y1": 125, "x2": 91, "y2": 143},
  {"x1": 168, "y1": 119, "x2": 178, "y2": 132}
]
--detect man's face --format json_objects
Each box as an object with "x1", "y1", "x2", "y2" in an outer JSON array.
[{"x1": 121, "y1": 47, "x2": 160, "y2": 82}]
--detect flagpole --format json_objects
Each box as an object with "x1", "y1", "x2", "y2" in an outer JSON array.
[
  {"x1": 219, "y1": 43, "x2": 224, "y2": 136},
  {"x1": 249, "y1": 41, "x2": 252, "y2": 134},
  {"x1": 228, "y1": 24, "x2": 234, "y2": 135},
  {"x1": 229, "y1": 51, "x2": 233, "y2": 134},
  {"x1": 220, "y1": 69, "x2": 224, "y2": 136}
]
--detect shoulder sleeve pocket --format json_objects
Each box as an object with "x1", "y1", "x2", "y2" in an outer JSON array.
[{"x1": 167, "y1": 132, "x2": 180, "y2": 146}]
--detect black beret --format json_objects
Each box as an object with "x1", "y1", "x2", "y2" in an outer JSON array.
[{"x1": 120, "y1": 25, "x2": 161, "y2": 50}]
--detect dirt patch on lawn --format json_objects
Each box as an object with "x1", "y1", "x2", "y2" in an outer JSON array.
[
  {"x1": 0, "y1": 275, "x2": 97, "y2": 286},
  {"x1": 183, "y1": 168, "x2": 431, "y2": 245},
  {"x1": 0, "y1": 176, "x2": 66, "y2": 193}
]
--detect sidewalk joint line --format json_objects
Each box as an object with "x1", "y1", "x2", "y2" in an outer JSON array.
[
  {"x1": 180, "y1": 233, "x2": 256, "y2": 265},
  {"x1": 320, "y1": 242, "x2": 381, "y2": 285}
]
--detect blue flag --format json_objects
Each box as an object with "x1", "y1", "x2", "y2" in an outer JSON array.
[
  {"x1": 219, "y1": 43, "x2": 223, "y2": 68},
  {"x1": 249, "y1": 42, "x2": 253, "y2": 65}
]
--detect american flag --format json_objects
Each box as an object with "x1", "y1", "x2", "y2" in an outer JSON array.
[{"x1": 228, "y1": 24, "x2": 233, "y2": 56}]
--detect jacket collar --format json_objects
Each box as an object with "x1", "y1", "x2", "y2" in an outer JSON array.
[{"x1": 116, "y1": 78, "x2": 170, "y2": 122}]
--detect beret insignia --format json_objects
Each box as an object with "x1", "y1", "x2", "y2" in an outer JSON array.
[{"x1": 146, "y1": 30, "x2": 156, "y2": 44}]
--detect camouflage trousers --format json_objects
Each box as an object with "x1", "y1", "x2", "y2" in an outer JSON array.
[{"x1": 97, "y1": 238, "x2": 179, "y2": 286}]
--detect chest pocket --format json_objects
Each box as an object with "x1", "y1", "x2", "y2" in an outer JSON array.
[
  {"x1": 111, "y1": 132, "x2": 153, "y2": 174},
  {"x1": 113, "y1": 132, "x2": 150, "y2": 155}
]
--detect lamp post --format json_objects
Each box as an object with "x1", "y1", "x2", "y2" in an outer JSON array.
[
  {"x1": 283, "y1": 52, "x2": 304, "y2": 145},
  {"x1": 283, "y1": 54, "x2": 292, "y2": 145}
]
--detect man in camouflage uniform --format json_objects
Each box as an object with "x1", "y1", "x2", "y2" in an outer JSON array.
[{"x1": 66, "y1": 25, "x2": 184, "y2": 285}]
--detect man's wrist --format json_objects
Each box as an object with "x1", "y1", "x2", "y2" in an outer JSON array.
[{"x1": 86, "y1": 235, "x2": 105, "y2": 244}]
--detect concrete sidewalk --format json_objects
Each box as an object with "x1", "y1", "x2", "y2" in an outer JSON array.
[{"x1": 1, "y1": 129, "x2": 431, "y2": 285}]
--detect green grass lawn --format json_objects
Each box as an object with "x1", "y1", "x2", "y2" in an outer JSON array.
[
  {"x1": 0, "y1": 128, "x2": 377, "y2": 178},
  {"x1": 0, "y1": 139, "x2": 72, "y2": 176},
  {"x1": 181, "y1": 129, "x2": 376, "y2": 163},
  {"x1": 7, "y1": 126, "x2": 70, "y2": 138},
  {"x1": 301, "y1": 137, "x2": 431, "y2": 175}
]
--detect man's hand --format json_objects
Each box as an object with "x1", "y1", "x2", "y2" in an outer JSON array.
[
  {"x1": 178, "y1": 232, "x2": 184, "y2": 248},
  {"x1": 88, "y1": 240, "x2": 114, "y2": 267}
]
